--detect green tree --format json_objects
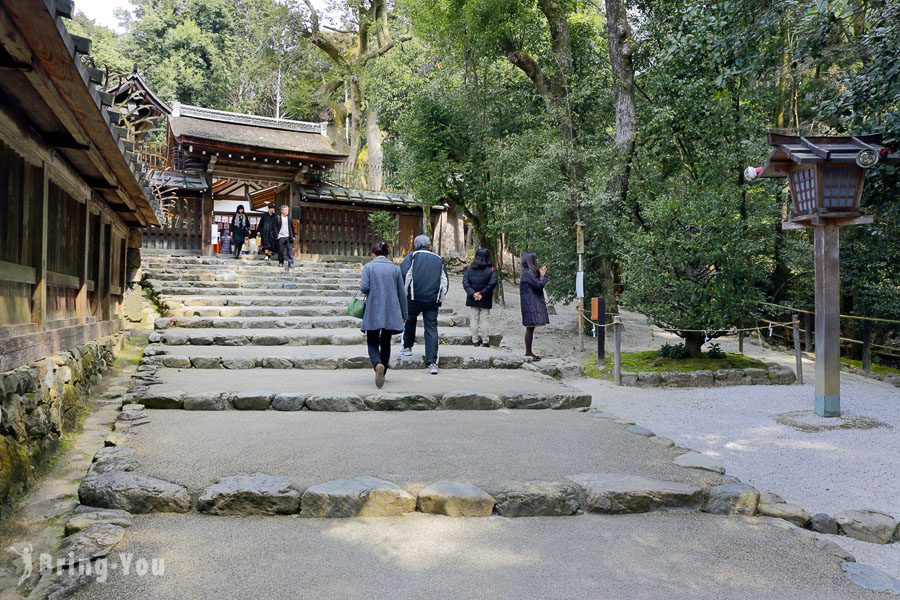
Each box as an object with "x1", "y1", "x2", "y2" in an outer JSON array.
[{"x1": 368, "y1": 211, "x2": 399, "y2": 245}]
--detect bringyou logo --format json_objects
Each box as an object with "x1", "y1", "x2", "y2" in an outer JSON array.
[{"x1": 7, "y1": 542, "x2": 165, "y2": 587}]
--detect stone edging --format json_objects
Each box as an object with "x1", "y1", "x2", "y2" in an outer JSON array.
[
  {"x1": 618, "y1": 363, "x2": 796, "y2": 388},
  {"x1": 125, "y1": 388, "x2": 592, "y2": 411}
]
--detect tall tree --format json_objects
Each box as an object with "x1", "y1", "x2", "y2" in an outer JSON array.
[{"x1": 298, "y1": 0, "x2": 412, "y2": 189}]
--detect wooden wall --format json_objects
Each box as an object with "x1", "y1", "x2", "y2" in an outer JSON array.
[{"x1": 0, "y1": 134, "x2": 131, "y2": 371}]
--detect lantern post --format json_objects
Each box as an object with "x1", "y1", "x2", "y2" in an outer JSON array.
[{"x1": 749, "y1": 134, "x2": 897, "y2": 417}]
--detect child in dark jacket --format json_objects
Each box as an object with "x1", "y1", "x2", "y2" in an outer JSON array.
[{"x1": 463, "y1": 248, "x2": 498, "y2": 346}]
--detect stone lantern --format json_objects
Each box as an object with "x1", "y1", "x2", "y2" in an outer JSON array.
[{"x1": 749, "y1": 133, "x2": 898, "y2": 417}]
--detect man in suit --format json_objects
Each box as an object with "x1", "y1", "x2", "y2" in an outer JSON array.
[{"x1": 276, "y1": 204, "x2": 294, "y2": 269}]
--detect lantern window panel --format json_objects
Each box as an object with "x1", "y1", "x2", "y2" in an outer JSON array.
[
  {"x1": 821, "y1": 165, "x2": 860, "y2": 210},
  {"x1": 789, "y1": 167, "x2": 816, "y2": 214}
]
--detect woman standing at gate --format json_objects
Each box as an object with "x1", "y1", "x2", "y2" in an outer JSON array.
[
  {"x1": 359, "y1": 242, "x2": 408, "y2": 389},
  {"x1": 259, "y1": 204, "x2": 278, "y2": 261},
  {"x1": 231, "y1": 205, "x2": 249, "y2": 258},
  {"x1": 519, "y1": 252, "x2": 549, "y2": 362}
]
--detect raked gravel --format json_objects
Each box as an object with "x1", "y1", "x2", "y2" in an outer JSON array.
[{"x1": 576, "y1": 367, "x2": 900, "y2": 579}]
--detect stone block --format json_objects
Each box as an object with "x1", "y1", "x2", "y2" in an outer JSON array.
[
  {"x1": 79, "y1": 472, "x2": 190, "y2": 513},
  {"x1": 566, "y1": 473, "x2": 702, "y2": 514},
  {"x1": 492, "y1": 481, "x2": 583, "y2": 517},
  {"x1": 198, "y1": 473, "x2": 301, "y2": 515},
  {"x1": 300, "y1": 476, "x2": 415, "y2": 518},
  {"x1": 305, "y1": 393, "x2": 366, "y2": 412},
  {"x1": 417, "y1": 482, "x2": 494, "y2": 517},
  {"x1": 704, "y1": 482, "x2": 759, "y2": 516},
  {"x1": 272, "y1": 393, "x2": 309, "y2": 411},
  {"x1": 835, "y1": 510, "x2": 897, "y2": 544},
  {"x1": 439, "y1": 391, "x2": 503, "y2": 410},
  {"x1": 232, "y1": 391, "x2": 273, "y2": 410},
  {"x1": 364, "y1": 393, "x2": 439, "y2": 411}
]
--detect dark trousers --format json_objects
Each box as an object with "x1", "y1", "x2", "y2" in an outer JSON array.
[
  {"x1": 277, "y1": 237, "x2": 293, "y2": 266},
  {"x1": 402, "y1": 299, "x2": 439, "y2": 364},
  {"x1": 232, "y1": 239, "x2": 244, "y2": 257},
  {"x1": 366, "y1": 329, "x2": 393, "y2": 369}
]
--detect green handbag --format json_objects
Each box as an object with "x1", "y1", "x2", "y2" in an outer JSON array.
[{"x1": 346, "y1": 293, "x2": 366, "y2": 319}]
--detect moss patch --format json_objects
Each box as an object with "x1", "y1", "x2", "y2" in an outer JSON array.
[
  {"x1": 841, "y1": 358, "x2": 900, "y2": 376},
  {"x1": 585, "y1": 350, "x2": 767, "y2": 377},
  {"x1": 0, "y1": 436, "x2": 32, "y2": 501}
]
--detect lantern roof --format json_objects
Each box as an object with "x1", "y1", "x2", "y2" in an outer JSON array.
[{"x1": 760, "y1": 133, "x2": 898, "y2": 178}]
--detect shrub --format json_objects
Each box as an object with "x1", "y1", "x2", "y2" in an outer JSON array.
[
  {"x1": 706, "y1": 343, "x2": 727, "y2": 359},
  {"x1": 658, "y1": 343, "x2": 688, "y2": 359}
]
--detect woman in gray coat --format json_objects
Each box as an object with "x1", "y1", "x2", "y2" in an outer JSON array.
[{"x1": 359, "y1": 242, "x2": 408, "y2": 388}]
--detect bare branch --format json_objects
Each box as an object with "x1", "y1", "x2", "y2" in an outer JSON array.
[{"x1": 358, "y1": 34, "x2": 413, "y2": 65}]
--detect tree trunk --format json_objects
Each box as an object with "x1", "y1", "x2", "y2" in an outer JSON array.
[
  {"x1": 603, "y1": 0, "x2": 637, "y2": 311},
  {"x1": 366, "y1": 108, "x2": 384, "y2": 191},
  {"x1": 348, "y1": 76, "x2": 363, "y2": 185},
  {"x1": 683, "y1": 332, "x2": 704, "y2": 358}
]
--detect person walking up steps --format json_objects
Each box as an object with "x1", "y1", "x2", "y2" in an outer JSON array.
[
  {"x1": 519, "y1": 252, "x2": 549, "y2": 362},
  {"x1": 231, "y1": 205, "x2": 249, "y2": 258},
  {"x1": 275, "y1": 204, "x2": 294, "y2": 269},
  {"x1": 359, "y1": 242, "x2": 408, "y2": 388},
  {"x1": 400, "y1": 235, "x2": 449, "y2": 375},
  {"x1": 259, "y1": 204, "x2": 278, "y2": 261},
  {"x1": 463, "y1": 247, "x2": 497, "y2": 346}
]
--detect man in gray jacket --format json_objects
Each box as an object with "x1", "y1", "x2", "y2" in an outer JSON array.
[{"x1": 400, "y1": 235, "x2": 449, "y2": 374}]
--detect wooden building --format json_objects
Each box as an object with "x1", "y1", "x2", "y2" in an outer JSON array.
[
  {"x1": 113, "y1": 76, "x2": 465, "y2": 258},
  {"x1": 0, "y1": 1, "x2": 160, "y2": 371}
]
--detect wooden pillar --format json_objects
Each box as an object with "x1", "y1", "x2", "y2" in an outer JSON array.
[
  {"x1": 290, "y1": 183, "x2": 300, "y2": 260},
  {"x1": 98, "y1": 216, "x2": 108, "y2": 320},
  {"x1": 77, "y1": 196, "x2": 90, "y2": 319},
  {"x1": 813, "y1": 223, "x2": 841, "y2": 417},
  {"x1": 31, "y1": 163, "x2": 49, "y2": 325},
  {"x1": 201, "y1": 172, "x2": 214, "y2": 256}
]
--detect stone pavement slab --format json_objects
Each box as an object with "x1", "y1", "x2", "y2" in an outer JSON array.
[
  {"x1": 152, "y1": 327, "x2": 483, "y2": 345},
  {"x1": 125, "y1": 410, "x2": 724, "y2": 492},
  {"x1": 149, "y1": 367, "x2": 569, "y2": 397},
  {"x1": 71, "y1": 512, "x2": 889, "y2": 600},
  {"x1": 147, "y1": 344, "x2": 524, "y2": 370}
]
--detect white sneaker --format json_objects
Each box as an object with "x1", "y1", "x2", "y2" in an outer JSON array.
[
  {"x1": 428, "y1": 363, "x2": 438, "y2": 375},
  {"x1": 400, "y1": 348, "x2": 413, "y2": 358}
]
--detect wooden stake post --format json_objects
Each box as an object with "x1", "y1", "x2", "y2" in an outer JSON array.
[
  {"x1": 792, "y1": 313, "x2": 803, "y2": 385},
  {"x1": 613, "y1": 316, "x2": 622, "y2": 386},
  {"x1": 592, "y1": 297, "x2": 605, "y2": 365}
]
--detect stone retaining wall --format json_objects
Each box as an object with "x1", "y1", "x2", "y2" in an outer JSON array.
[
  {"x1": 0, "y1": 333, "x2": 127, "y2": 518},
  {"x1": 619, "y1": 363, "x2": 796, "y2": 388}
]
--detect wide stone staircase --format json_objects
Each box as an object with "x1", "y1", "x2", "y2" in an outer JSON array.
[{"x1": 133, "y1": 255, "x2": 591, "y2": 410}]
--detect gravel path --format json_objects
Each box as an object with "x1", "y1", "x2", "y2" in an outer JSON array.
[
  {"x1": 73, "y1": 512, "x2": 886, "y2": 600},
  {"x1": 127, "y1": 410, "x2": 723, "y2": 492}
]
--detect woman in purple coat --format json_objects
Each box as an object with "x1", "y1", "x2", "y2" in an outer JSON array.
[{"x1": 519, "y1": 252, "x2": 549, "y2": 361}]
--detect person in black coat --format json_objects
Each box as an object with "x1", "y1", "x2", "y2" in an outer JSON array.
[
  {"x1": 230, "y1": 205, "x2": 249, "y2": 258},
  {"x1": 519, "y1": 252, "x2": 549, "y2": 361},
  {"x1": 463, "y1": 248, "x2": 498, "y2": 346},
  {"x1": 258, "y1": 204, "x2": 279, "y2": 261}
]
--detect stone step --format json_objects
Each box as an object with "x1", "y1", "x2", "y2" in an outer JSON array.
[
  {"x1": 157, "y1": 295, "x2": 348, "y2": 307},
  {"x1": 154, "y1": 316, "x2": 359, "y2": 330},
  {"x1": 142, "y1": 258, "x2": 361, "y2": 269},
  {"x1": 152, "y1": 287, "x2": 351, "y2": 297},
  {"x1": 148, "y1": 327, "x2": 492, "y2": 346},
  {"x1": 136, "y1": 368, "x2": 589, "y2": 411},
  {"x1": 142, "y1": 344, "x2": 526, "y2": 370},
  {"x1": 153, "y1": 314, "x2": 470, "y2": 330},
  {"x1": 166, "y1": 305, "x2": 348, "y2": 318},
  {"x1": 164, "y1": 303, "x2": 459, "y2": 317},
  {"x1": 144, "y1": 273, "x2": 360, "y2": 283},
  {"x1": 145, "y1": 279, "x2": 358, "y2": 291}
]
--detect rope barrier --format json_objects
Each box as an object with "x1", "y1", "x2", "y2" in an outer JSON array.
[{"x1": 762, "y1": 301, "x2": 900, "y2": 325}]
